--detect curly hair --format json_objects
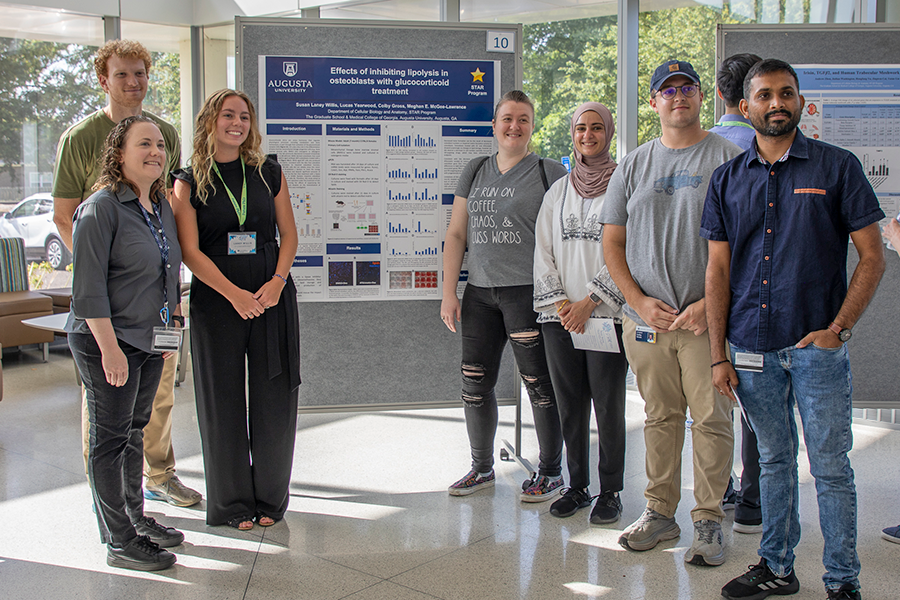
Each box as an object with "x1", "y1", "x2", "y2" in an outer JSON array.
[
  {"x1": 190, "y1": 89, "x2": 269, "y2": 204},
  {"x1": 92, "y1": 116, "x2": 167, "y2": 201},
  {"x1": 94, "y1": 40, "x2": 153, "y2": 82}
]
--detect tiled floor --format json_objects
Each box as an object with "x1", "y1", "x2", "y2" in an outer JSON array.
[{"x1": 1, "y1": 342, "x2": 898, "y2": 599}]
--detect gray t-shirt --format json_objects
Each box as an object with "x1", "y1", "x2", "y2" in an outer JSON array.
[
  {"x1": 455, "y1": 153, "x2": 567, "y2": 287},
  {"x1": 599, "y1": 134, "x2": 741, "y2": 326}
]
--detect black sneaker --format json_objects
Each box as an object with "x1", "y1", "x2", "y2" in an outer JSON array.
[
  {"x1": 134, "y1": 515, "x2": 185, "y2": 547},
  {"x1": 723, "y1": 478, "x2": 737, "y2": 511},
  {"x1": 549, "y1": 488, "x2": 592, "y2": 518},
  {"x1": 827, "y1": 584, "x2": 861, "y2": 600},
  {"x1": 590, "y1": 491, "x2": 623, "y2": 524},
  {"x1": 721, "y1": 558, "x2": 800, "y2": 599},
  {"x1": 107, "y1": 535, "x2": 177, "y2": 571}
]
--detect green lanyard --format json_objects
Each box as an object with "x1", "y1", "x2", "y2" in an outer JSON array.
[
  {"x1": 714, "y1": 119, "x2": 754, "y2": 129},
  {"x1": 212, "y1": 158, "x2": 248, "y2": 230}
]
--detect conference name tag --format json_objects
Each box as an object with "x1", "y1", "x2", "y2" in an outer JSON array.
[
  {"x1": 228, "y1": 231, "x2": 257, "y2": 255},
  {"x1": 152, "y1": 326, "x2": 182, "y2": 353},
  {"x1": 734, "y1": 352, "x2": 764, "y2": 372},
  {"x1": 635, "y1": 325, "x2": 657, "y2": 344}
]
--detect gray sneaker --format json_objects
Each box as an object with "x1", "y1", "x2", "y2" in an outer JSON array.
[
  {"x1": 618, "y1": 507, "x2": 681, "y2": 551},
  {"x1": 685, "y1": 519, "x2": 725, "y2": 566}
]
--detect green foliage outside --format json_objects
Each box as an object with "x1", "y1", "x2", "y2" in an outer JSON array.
[
  {"x1": 0, "y1": 40, "x2": 101, "y2": 182},
  {"x1": 524, "y1": 5, "x2": 754, "y2": 163},
  {"x1": 0, "y1": 39, "x2": 180, "y2": 191}
]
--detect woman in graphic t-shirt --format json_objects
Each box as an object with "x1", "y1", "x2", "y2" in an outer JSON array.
[{"x1": 441, "y1": 90, "x2": 567, "y2": 501}]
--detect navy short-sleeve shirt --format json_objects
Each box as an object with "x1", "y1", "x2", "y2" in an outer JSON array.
[{"x1": 700, "y1": 131, "x2": 884, "y2": 352}]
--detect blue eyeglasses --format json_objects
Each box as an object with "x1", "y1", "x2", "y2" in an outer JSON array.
[{"x1": 656, "y1": 84, "x2": 699, "y2": 100}]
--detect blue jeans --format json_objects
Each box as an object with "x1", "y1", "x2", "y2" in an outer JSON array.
[{"x1": 730, "y1": 342, "x2": 858, "y2": 591}]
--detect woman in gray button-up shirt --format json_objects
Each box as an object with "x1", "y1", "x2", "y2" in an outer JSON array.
[{"x1": 67, "y1": 116, "x2": 184, "y2": 572}]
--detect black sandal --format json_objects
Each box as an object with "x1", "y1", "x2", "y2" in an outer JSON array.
[
  {"x1": 255, "y1": 512, "x2": 277, "y2": 527},
  {"x1": 227, "y1": 516, "x2": 254, "y2": 530}
]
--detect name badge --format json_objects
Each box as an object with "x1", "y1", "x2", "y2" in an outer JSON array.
[
  {"x1": 734, "y1": 351, "x2": 764, "y2": 372},
  {"x1": 635, "y1": 325, "x2": 657, "y2": 344},
  {"x1": 228, "y1": 231, "x2": 257, "y2": 255},
  {"x1": 152, "y1": 326, "x2": 182, "y2": 353}
]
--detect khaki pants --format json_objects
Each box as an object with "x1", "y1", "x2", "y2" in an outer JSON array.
[
  {"x1": 82, "y1": 353, "x2": 177, "y2": 484},
  {"x1": 623, "y1": 318, "x2": 733, "y2": 523}
]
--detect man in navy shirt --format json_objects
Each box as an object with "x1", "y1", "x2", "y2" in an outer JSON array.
[
  {"x1": 703, "y1": 59, "x2": 885, "y2": 600},
  {"x1": 708, "y1": 53, "x2": 760, "y2": 152},
  {"x1": 709, "y1": 52, "x2": 763, "y2": 537}
]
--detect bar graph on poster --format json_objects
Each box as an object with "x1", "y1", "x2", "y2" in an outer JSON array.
[
  {"x1": 797, "y1": 65, "x2": 900, "y2": 232},
  {"x1": 259, "y1": 55, "x2": 498, "y2": 301}
]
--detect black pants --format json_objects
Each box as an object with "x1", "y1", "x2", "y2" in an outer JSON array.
[
  {"x1": 736, "y1": 414, "x2": 762, "y2": 522},
  {"x1": 70, "y1": 333, "x2": 164, "y2": 546},
  {"x1": 191, "y1": 278, "x2": 299, "y2": 526},
  {"x1": 459, "y1": 284, "x2": 562, "y2": 476},
  {"x1": 542, "y1": 321, "x2": 628, "y2": 493}
]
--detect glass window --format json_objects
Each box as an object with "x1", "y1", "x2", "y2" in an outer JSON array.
[
  {"x1": 524, "y1": 15, "x2": 619, "y2": 163},
  {"x1": 636, "y1": 0, "x2": 861, "y2": 144},
  {"x1": 0, "y1": 5, "x2": 104, "y2": 204}
]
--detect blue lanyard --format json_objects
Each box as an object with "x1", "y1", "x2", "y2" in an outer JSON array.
[{"x1": 138, "y1": 199, "x2": 171, "y2": 325}]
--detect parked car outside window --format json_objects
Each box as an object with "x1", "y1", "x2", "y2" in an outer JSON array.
[{"x1": 0, "y1": 193, "x2": 72, "y2": 270}]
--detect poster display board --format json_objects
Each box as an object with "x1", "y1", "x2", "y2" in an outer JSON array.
[
  {"x1": 258, "y1": 55, "x2": 499, "y2": 302},
  {"x1": 236, "y1": 19, "x2": 521, "y2": 410},
  {"x1": 719, "y1": 24, "x2": 900, "y2": 408},
  {"x1": 796, "y1": 65, "x2": 900, "y2": 229}
]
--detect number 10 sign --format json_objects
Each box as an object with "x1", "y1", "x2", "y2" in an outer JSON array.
[{"x1": 487, "y1": 30, "x2": 515, "y2": 54}]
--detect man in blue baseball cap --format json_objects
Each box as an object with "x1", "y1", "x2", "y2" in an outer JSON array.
[{"x1": 601, "y1": 58, "x2": 742, "y2": 567}]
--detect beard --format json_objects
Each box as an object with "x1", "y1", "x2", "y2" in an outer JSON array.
[{"x1": 750, "y1": 109, "x2": 800, "y2": 138}]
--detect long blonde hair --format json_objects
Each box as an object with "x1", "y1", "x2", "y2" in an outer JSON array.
[{"x1": 190, "y1": 89, "x2": 268, "y2": 204}]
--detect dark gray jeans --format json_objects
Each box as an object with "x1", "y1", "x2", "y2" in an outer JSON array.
[
  {"x1": 69, "y1": 332, "x2": 164, "y2": 547},
  {"x1": 459, "y1": 284, "x2": 562, "y2": 476}
]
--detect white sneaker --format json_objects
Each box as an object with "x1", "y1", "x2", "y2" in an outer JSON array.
[{"x1": 685, "y1": 519, "x2": 725, "y2": 566}]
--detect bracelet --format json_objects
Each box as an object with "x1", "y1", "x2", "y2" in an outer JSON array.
[
  {"x1": 556, "y1": 299, "x2": 569, "y2": 313},
  {"x1": 272, "y1": 273, "x2": 288, "y2": 285},
  {"x1": 710, "y1": 359, "x2": 730, "y2": 369}
]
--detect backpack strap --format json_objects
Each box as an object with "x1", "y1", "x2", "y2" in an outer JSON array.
[
  {"x1": 474, "y1": 155, "x2": 490, "y2": 175},
  {"x1": 538, "y1": 158, "x2": 549, "y2": 192}
]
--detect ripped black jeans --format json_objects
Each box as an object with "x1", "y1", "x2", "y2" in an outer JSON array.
[{"x1": 459, "y1": 284, "x2": 562, "y2": 476}]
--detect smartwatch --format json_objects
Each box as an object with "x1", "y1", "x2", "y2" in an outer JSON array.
[
  {"x1": 827, "y1": 322, "x2": 851, "y2": 342},
  {"x1": 589, "y1": 292, "x2": 602, "y2": 305}
]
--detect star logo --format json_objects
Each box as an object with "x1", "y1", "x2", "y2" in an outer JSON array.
[{"x1": 471, "y1": 68, "x2": 485, "y2": 83}]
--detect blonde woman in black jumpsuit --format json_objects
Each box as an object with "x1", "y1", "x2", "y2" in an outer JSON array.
[{"x1": 173, "y1": 89, "x2": 300, "y2": 530}]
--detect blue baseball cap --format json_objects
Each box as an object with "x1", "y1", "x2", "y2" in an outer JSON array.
[{"x1": 650, "y1": 60, "x2": 701, "y2": 93}]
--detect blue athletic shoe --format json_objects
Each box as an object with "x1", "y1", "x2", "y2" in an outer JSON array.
[{"x1": 882, "y1": 524, "x2": 900, "y2": 544}]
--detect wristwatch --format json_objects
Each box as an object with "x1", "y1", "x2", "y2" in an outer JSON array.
[
  {"x1": 828, "y1": 322, "x2": 851, "y2": 342},
  {"x1": 171, "y1": 315, "x2": 185, "y2": 327},
  {"x1": 589, "y1": 292, "x2": 602, "y2": 305}
]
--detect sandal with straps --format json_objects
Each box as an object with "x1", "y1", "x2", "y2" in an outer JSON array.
[
  {"x1": 227, "y1": 516, "x2": 254, "y2": 531},
  {"x1": 255, "y1": 512, "x2": 277, "y2": 527}
]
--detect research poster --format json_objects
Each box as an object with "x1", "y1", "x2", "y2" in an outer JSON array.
[
  {"x1": 258, "y1": 55, "x2": 499, "y2": 301},
  {"x1": 796, "y1": 65, "x2": 900, "y2": 235}
]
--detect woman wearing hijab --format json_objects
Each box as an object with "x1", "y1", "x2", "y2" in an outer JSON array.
[{"x1": 533, "y1": 102, "x2": 629, "y2": 523}]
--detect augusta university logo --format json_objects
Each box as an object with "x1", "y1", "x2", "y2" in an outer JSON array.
[{"x1": 283, "y1": 62, "x2": 298, "y2": 77}]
